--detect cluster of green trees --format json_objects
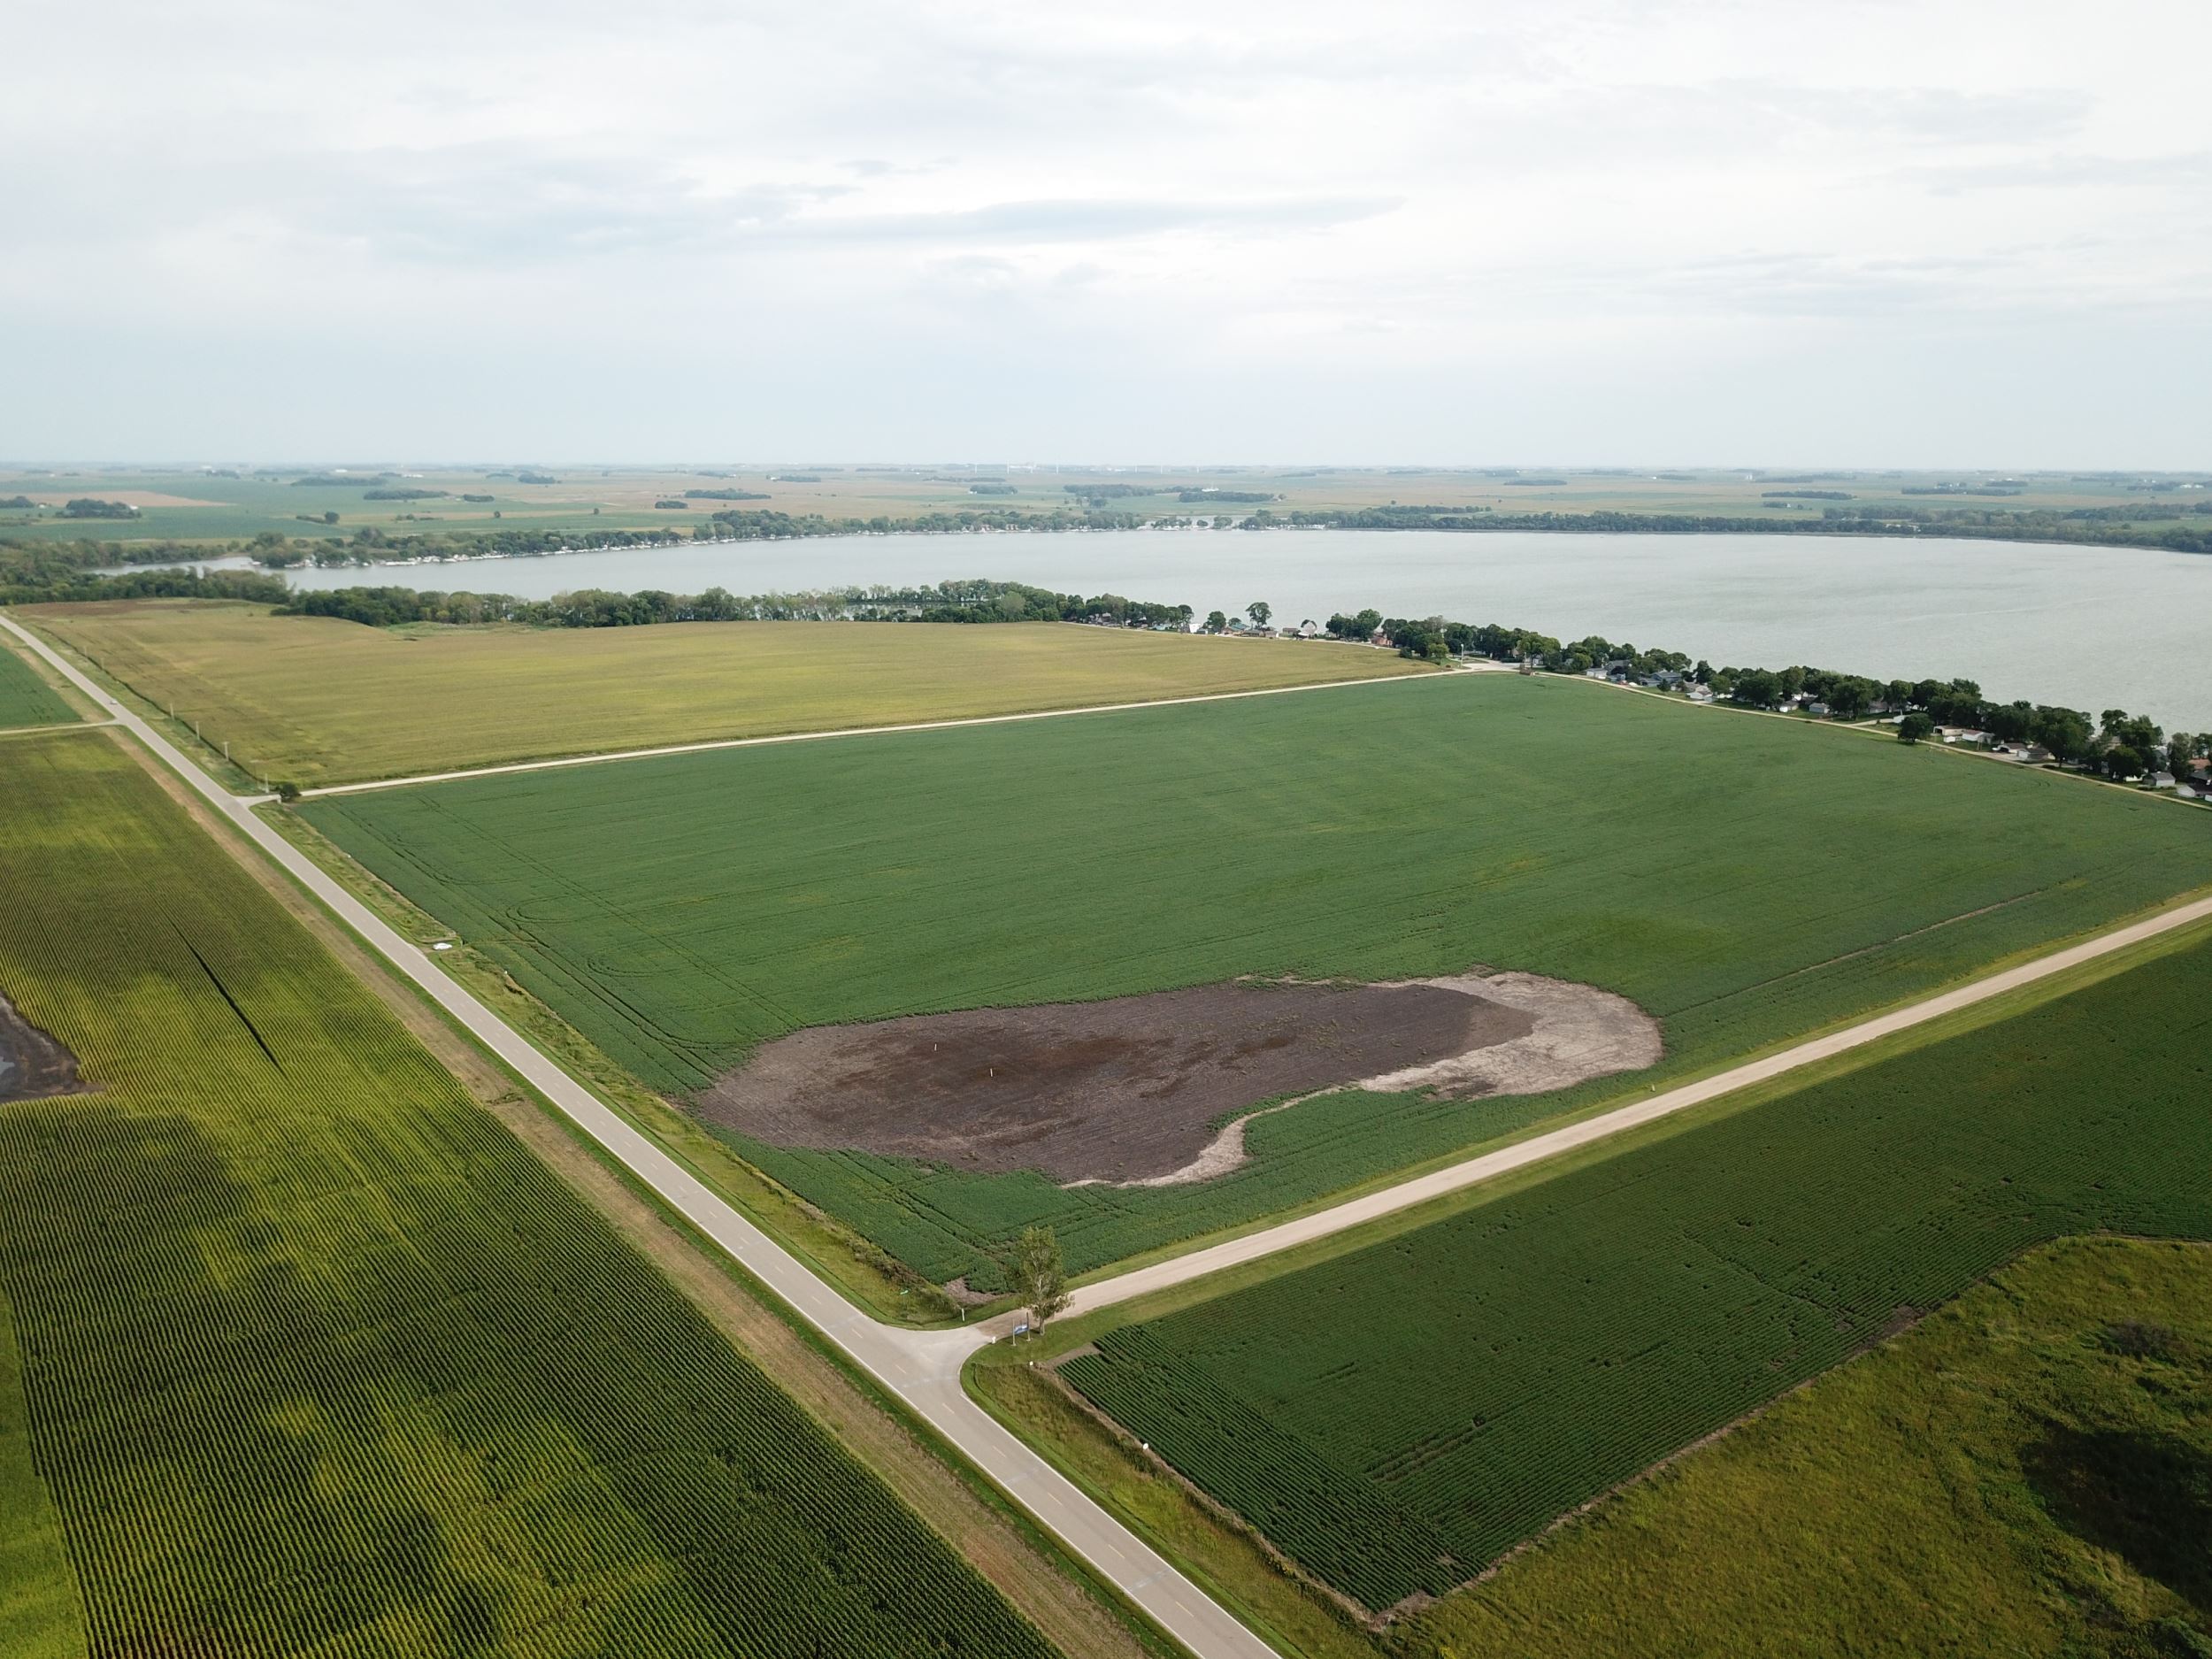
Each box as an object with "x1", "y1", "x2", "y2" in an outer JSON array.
[
  {"x1": 61, "y1": 498, "x2": 139, "y2": 519},
  {"x1": 361, "y1": 488, "x2": 446, "y2": 502},
  {"x1": 255, "y1": 508, "x2": 1151, "y2": 559},
  {"x1": 702, "y1": 506, "x2": 1146, "y2": 539},
  {"x1": 1246, "y1": 503, "x2": 2212, "y2": 557},
  {"x1": 0, "y1": 538, "x2": 289, "y2": 606},
  {"x1": 1314, "y1": 606, "x2": 2206, "y2": 786},
  {"x1": 274, "y1": 579, "x2": 1194, "y2": 632}
]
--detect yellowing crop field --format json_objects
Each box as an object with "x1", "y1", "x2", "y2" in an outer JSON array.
[{"x1": 22, "y1": 600, "x2": 1428, "y2": 784}]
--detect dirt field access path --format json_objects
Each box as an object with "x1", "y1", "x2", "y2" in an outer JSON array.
[
  {"x1": 297, "y1": 659, "x2": 1481, "y2": 798},
  {"x1": 12, "y1": 608, "x2": 2209, "y2": 1659}
]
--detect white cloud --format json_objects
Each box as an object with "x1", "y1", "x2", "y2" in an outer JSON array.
[{"x1": 1, "y1": 0, "x2": 2206, "y2": 462}]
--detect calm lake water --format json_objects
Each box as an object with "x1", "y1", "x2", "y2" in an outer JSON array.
[{"x1": 130, "y1": 530, "x2": 2212, "y2": 728}]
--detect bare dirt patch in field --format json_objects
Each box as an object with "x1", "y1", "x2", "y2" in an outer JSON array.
[
  {"x1": 0, "y1": 990, "x2": 83, "y2": 1103},
  {"x1": 698, "y1": 973, "x2": 1658, "y2": 1185}
]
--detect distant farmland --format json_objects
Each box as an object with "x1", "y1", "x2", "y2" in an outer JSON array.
[
  {"x1": 0, "y1": 729, "x2": 1057, "y2": 1659},
  {"x1": 1060, "y1": 926, "x2": 2212, "y2": 1613},
  {"x1": 302, "y1": 673, "x2": 2212, "y2": 1287},
  {"x1": 24, "y1": 600, "x2": 1428, "y2": 784}
]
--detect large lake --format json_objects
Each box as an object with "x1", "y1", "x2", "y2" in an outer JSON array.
[{"x1": 143, "y1": 530, "x2": 2212, "y2": 727}]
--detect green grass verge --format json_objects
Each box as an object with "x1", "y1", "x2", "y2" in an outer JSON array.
[
  {"x1": 303, "y1": 670, "x2": 2212, "y2": 1291},
  {"x1": 1416, "y1": 1236, "x2": 2212, "y2": 1657},
  {"x1": 0, "y1": 728, "x2": 1057, "y2": 1658},
  {"x1": 1055, "y1": 926, "x2": 2212, "y2": 1611},
  {"x1": 21, "y1": 599, "x2": 1427, "y2": 785}
]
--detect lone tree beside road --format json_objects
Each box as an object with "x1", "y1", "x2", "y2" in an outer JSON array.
[
  {"x1": 1009, "y1": 1226, "x2": 1071, "y2": 1333},
  {"x1": 1898, "y1": 711, "x2": 1935, "y2": 744},
  {"x1": 1247, "y1": 601, "x2": 1271, "y2": 630}
]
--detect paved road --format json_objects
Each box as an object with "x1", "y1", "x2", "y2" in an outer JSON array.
[
  {"x1": 1, "y1": 612, "x2": 1280, "y2": 1659},
  {"x1": 13, "y1": 607, "x2": 2210, "y2": 1659}
]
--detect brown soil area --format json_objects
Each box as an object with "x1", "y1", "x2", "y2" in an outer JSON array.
[
  {"x1": 0, "y1": 990, "x2": 83, "y2": 1103},
  {"x1": 699, "y1": 980, "x2": 1538, "y2": 1184}
]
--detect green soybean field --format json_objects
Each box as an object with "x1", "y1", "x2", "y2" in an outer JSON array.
[
  {"x1": 0, "y1": 728, "x2": 1057, "y2": 1659},
  {"x1": 1059, "y1": 926, "x2": 2212, "y2": 1614},
  {"x1": 302, "y1": 672, "x2": 2212, "y2": 1287},
  {"x1": 0, "y1": 641, "x2": 73, "y2": 729}
]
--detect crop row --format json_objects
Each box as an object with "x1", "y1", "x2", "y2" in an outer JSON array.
[
  {"x1": 0, "y1": 731, "x2": 1056, "y2": 1658},
  {"x1": 1063, "y1": 928, "x2": 2212, "y2": 1611}
]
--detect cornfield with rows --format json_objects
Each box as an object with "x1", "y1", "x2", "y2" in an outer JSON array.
[
  {"x1": 0, "y1": 728, "x2": 1057, "y2": 1659},
  {"x1": 1063, "y1": 928, "x2": 2212, "y2": 1612}
]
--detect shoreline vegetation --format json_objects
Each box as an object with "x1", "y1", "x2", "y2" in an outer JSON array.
[
  {"x1": 10, "y1": 560, "x2": 2208, "y2": 794},
  {"x1": 2, "y1": 491, "x2": 2208, "y2": 604}
]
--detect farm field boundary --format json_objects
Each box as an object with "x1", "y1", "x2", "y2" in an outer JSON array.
[
  {"x1": 0, "y1": 607, "x2": 1284, "y2": 1659},
  {"x1": 19, "y1": 601, "x2": 1433, "y2": 787},
  {"x1": 300, "y1": 660, "x2": 1454, "y2": 797}
]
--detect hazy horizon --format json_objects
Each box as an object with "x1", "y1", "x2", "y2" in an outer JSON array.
[
  {"x1": 9, "y1": 460, "x2": 2204, "y2": 476},
  {"x1": 6, "y1": 0, "x2": 2206, "y2": 465}
]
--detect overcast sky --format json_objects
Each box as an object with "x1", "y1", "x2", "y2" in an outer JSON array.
[{"x1": 5, "y1": 0, "x2": 2207, "y2": 465}]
